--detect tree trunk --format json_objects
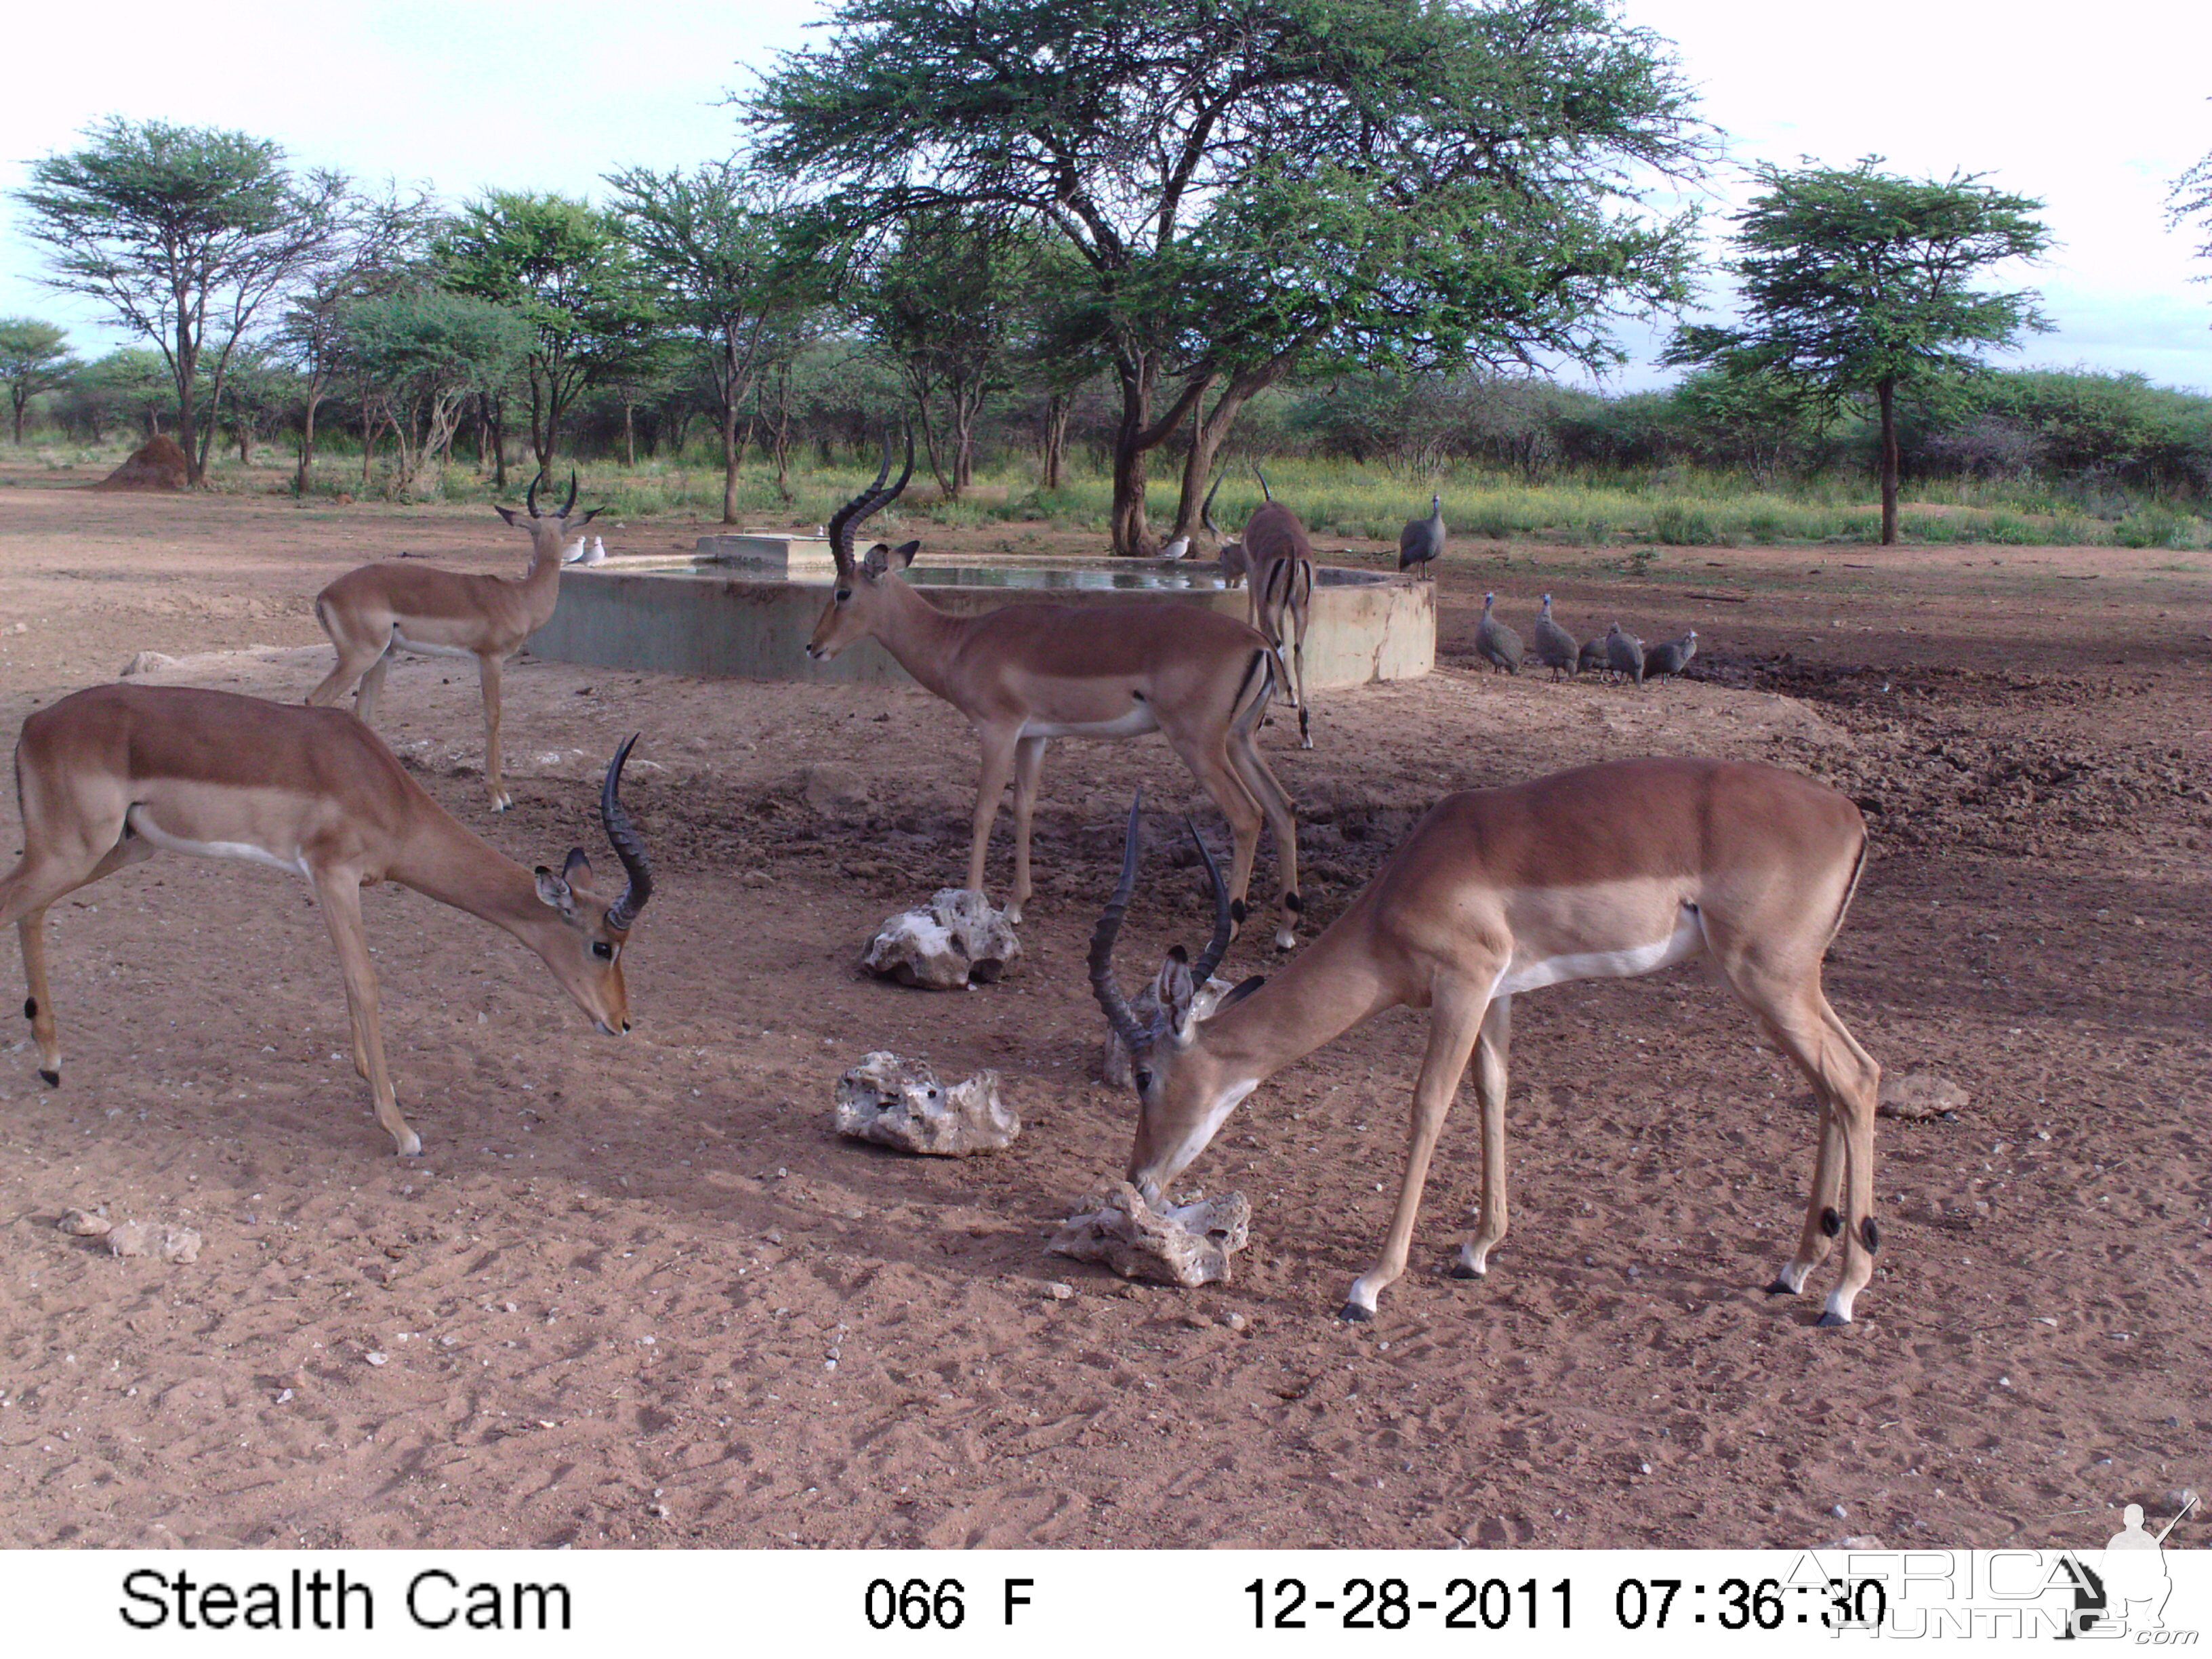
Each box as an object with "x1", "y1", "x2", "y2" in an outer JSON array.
[
  {"x1": 622, "y1": 401, "x2": 636, "y2": 469},
  {"x1": 1107, "y1": 351, "x2": 1218, "y2": 554},
  {"x1": 720, "y1": 400, "x2": 740, "y2": 525},
  {"x1": 10, "y1": 395, "x2": 24, "y2": 445},
  {"x1": 1041, "y1": 394, "x2": 1069, "y2": 491},
  {"x1": 1877, "y1": 375, "x2": 1899, "y2": 546},
  {"x1": 1169, "y1": 367, "x2": 1270, "y2": 536},
  {"x1": 295, "y1": 375, "x2": 326, "y2": 495}
]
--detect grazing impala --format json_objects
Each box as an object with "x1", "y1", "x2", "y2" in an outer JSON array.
[
  {"x1": 2, "y1": 684, "x2": 653, "y2": 1155},
  {"x1": 1090, "y1": 757, "x2": 1883, "y2": 1324},
  {"x1": 306, "y1": 471, "x2": 598, "y2": 811},
  {"x1": 807, "y1": 438, "x2": 1303, "y2": 948}
]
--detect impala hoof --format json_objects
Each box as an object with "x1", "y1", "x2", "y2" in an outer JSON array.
[
  {"x1": 1337, "y1": 1302, "x2": 1374, "y2": 1323},
  {"x1": 394, "y1": 1132, "x2": 424, "y2": 1158},
  {"x1": 1816, "y1": 1309, "x2": 1852, "y2": 1328},
  {"x1": 1764, "y1": 1275, "x2": 1799, "y2": 1297},
  {"x1": 39, "y1": 1067, "x2": 60, "y2": 1088},
  {"x1": 1450, "y1": 1260, "x2": 1486, "y2": 1280}
]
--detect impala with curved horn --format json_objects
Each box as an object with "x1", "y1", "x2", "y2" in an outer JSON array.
[
  {"x1": 808, "y1": 434, "x2": 1304, "y2": 948},
  {"x1": 1091, "y1": 757, "x2": 1884, "y2": 1324},
  {"x1": 1, "y1": 684, "x2": 653, "y2": 1155},
  {"x1": 307, "y1": 470, "x2": 598, "y2": 811}
]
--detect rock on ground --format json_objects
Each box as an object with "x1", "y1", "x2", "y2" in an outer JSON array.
[
  {"x1": 1879, "y1": 1071, "x2": 1971, "y2": 1120},
  {"x1": 1049, "y1": 1183, "x2": 1252, "y2": 1288},
  {"x1": 861, "y1": 888, "x2": 1021, "y2": 990},
  {"x1": 834, "y1": 1051, "x2": 1019, "y2": 1155}
]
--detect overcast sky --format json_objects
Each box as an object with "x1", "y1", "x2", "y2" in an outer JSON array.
[{"x1": 3, "y1": 0, "x2": 2207, "y2": 393}]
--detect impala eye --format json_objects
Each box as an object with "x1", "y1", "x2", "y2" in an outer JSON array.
[
  {"x1": 592, "y1": 941, "x2": 615, "y2": 960},
  {"x1": 1134, "y1": 1069, "x2": 1153, "y2": 1092},
  {"x1": 834, "y1": 587, "x2": 852, "y2": 602}
]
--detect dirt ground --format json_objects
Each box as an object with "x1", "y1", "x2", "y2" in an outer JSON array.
[{"x1": 0, "y1": 470, "x2": 2207, "y2": 1552}]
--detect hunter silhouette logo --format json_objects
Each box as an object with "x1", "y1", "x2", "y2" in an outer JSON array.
[{"x1": 2060, "y1": 1494, "x2": 2196, "y2": 1639}]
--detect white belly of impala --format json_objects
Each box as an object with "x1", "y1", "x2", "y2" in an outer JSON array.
[
  {"x1": 390, "y1": 629, "x2": 487, "y2": 661},
  {"x1": 127, "y1": 806, "x2": 310, "y2": 878},
  {"x1": 1494, "y1": 905, "x2": 1704, "y2": 996},
  {"x1": 1020, "y1": 705, "x2": 1160, "y2": 740}
]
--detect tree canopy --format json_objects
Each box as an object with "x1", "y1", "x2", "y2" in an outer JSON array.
[
  {"x1": 1666, "y1": 157, "x2": 2051, "y2": 543},
  {"x1": 11, "y1": 117, "x2": 346, "y2": 484},
  {"x1": 0, "y1": 319, "x2": 82, "y2": 445},
  {"x1": 749, "y1": 0, "x2": 1712, "y2": 550}
]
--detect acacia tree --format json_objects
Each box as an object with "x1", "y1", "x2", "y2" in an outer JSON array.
[
  {"x1": 0, "y1": 319, "x2": 81, "y2": 444},
  {"x1": 1666, "y1": 159, "x2": 2051, "y2": 544},
  {"x1": 750, "y1": 0, "x2": 1708, "y2": 552},
  {"x1": 605, "y1": 163, "x2": 811, "y2": 522},
  {"x1": 335, "y1": 289, "x2": 531, "y2": 496},
  {"x1": 844, "y1": 211, "x2": 1045, "y2": 497},
  {"x1": 437, "y1": 191, "x2": 658, "y2": 471},
  {"x1": 276, "y1": 180, "x2": 440, "y2": 492},
  {"x1": 12, "y1": 118, "x2": 346, "y2": 485}
]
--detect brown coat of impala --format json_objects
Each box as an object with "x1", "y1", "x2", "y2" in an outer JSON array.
[
  {"x1": 1240, "y1": 499, "x2": 1315, "y2": 749},
  {"x1": 806, "y1": 438, "x2": 1304, "y2": 947},
  {"x1": 307, "y1": 472, "x2": 598, "y2": 811},
  {"x1": 1092, "y1": 756, "x2": 1884, "y2": 1324},
  {"x1": 2, "y1": 683, "x2": 652, "y2": 1155}
]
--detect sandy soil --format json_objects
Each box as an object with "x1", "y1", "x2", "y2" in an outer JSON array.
[{"x1": 0, "y1": 469, "x2": 2207, "y2": 1551}]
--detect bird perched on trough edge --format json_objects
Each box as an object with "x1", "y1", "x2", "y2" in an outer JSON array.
[
  {"x1": 1605, "y1": 623, "x2": 1645, "y2": 686},
  {"x1": 1399, "y1": 493, "x2": 1445, "y2": 577},
  {"x1": 1645, "y1": 629, "x2": 1698, "y2": 680},
  {"x1": 1476, "y1": 592, "x2": 1523, "y2": 674},
  {"x1": 1532, "y1": 593, "x2": 1578, "y2": 679}
]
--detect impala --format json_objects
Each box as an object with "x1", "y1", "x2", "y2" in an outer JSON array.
[
  {"x1": 2, "y1": 683, "x2": 653, "y2": 1155},
  {"x1": 306, "y1": 471, "x2": 598, "y2": 811},
  {"x1": 807, "y1": 438, "x2": 1303, "y2": 949},
  {"x1": 1241, "y1": 472, "x2": 1315, "y2": 750},
  {"x1": 1090, "y1": 756, "x2": 1884, "y2": 1324}
]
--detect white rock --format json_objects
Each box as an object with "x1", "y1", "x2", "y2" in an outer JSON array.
[
  {"x1": 1049, "y1": 1183, "x2": 1252, "y2": 1288},
  {"x1": 56, "y1": 1206, "x2": 112, "y2": 1237},
  {"x1": 1880, "y1": 1072, "x2": 1970, "y2": 1119},
  {"x1": 862, "y1": 888, "x2": 1021, "y2": 990},
  {"x1": 834, "y1": 1052, "x2": 1019, "y2": 1155},
  {"x1": 118, "y1": 651, "x2": 177, "y2": 677}
]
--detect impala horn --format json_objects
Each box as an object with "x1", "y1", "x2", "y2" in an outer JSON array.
[
  {"x1": 525, "y1": 469, "x2": 546, "y2": 518},
  {"x1": 823, "y1": 428, "x2": 915, "y2": 581},
  {"x1": 561, "y1": 468, "x2": 579, "y2": 519},
  {"x1": 600, "y1": 733, "x2": 653, "y2": 931},
  {"x1": 1186, "y1": 815, "x2": 1236, "y2": 985},
  {"x1": 1088, "y1": 794, "x2": 1149, "y2": 1050}
]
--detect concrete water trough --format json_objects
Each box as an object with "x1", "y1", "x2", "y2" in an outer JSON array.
[{"x1": 527, "y1": 537, "x2": 1434, "y2": 689}]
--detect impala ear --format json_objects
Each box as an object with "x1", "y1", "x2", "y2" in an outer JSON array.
[
  {"x1": 889, "y1": 538, "x2": 920, "y2": 571},
  {"x1": 569, "y1": 507, "x2": 601, "y2": 529},
  {"x1": 861, "y1": 541, "x2": 892, "y2": 577},
  {"x1": 495, "y1": 505, "x2": 521, "y2": 527},
  {"x1": 1217, "y1": 975, "x2": 1267, "y2": 1012},
  {"x1": 562, "y1": 846, "x2": 594, "y2": 885},
  {"x1": 1158, "y1": 945, "x2": 1198, "y2": 1043},
  {"x1": 534, "y1": 865, "x2": 577, "y2": 916}
]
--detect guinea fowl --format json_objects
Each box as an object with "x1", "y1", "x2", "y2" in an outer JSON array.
[
  {"x1": 1645, "y1": 630, "x2": 1698, "y2": 680},
  {"x1": 1605, "y1": 623, "x2": 1646, "y2": 687},
  {"x1": 1532, "y1": 594, "x2": 1579, "y2": 679},
  {"x1": 1398, "y1": 493, "x2": 1445, "y2": 577},
  {"x1": 1475, "y1": 592, "x2": 1523, "y2": 674},
  {"x1": 1578, "y1": 636, "x2": 1610, "y2": 677}
]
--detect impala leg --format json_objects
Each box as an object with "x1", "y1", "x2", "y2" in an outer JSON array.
[
  {"x1": 478, "y1": 654, "x2": 510, "y2": 811},
  {"x1": 313, "y1": 871, "x2": 419, "y2": 1155},
  {"x1": 1453, "y1": 994, "x2": 1513, "y2": 1278},
  {"x1": 966, "y1": 728, "x2": 1021, "y2": 902},
  {"x1": 1343, "y1": 983, "x2": 1489, "y2": 1321},
  {"x1": 1724, "y1": 960, "x2": 1881, "y2": 1322},
  {"x1": 1290, "y1": 596, "x2": 1311, "y2": 749},
  {"x1": 1005, "y1": 735, "x2": 1047, "y2": 924},
  {"x1": 306, "y1": 616, "x2": 389, "y2": 713},
  {"x1": 352, "y1": 650, "x2": 392, "y2": 728},
  {"x1": 5, "y1": 829, "x2": 152, "y2": 1086},
  {"x1": 1226, "y1": 731, "x2": 1300, "y2": 951},
  {"x1": 1170, "y1": 735, "x2": 1267, "y2": 943}
]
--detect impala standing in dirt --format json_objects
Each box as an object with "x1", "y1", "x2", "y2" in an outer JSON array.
[
  {"x1": 1091, "y1": 758, "x2": 1883, "y2": 1324},
  {"x1": 807, "y1": 438, "x2": 1303, "y2": 948},
  {"x1": 2, "y1": 684, "x2": 652, "y2": 1155},
  {"x1": 307, "y1": 472, "x2": 598, "y2": 811}
]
